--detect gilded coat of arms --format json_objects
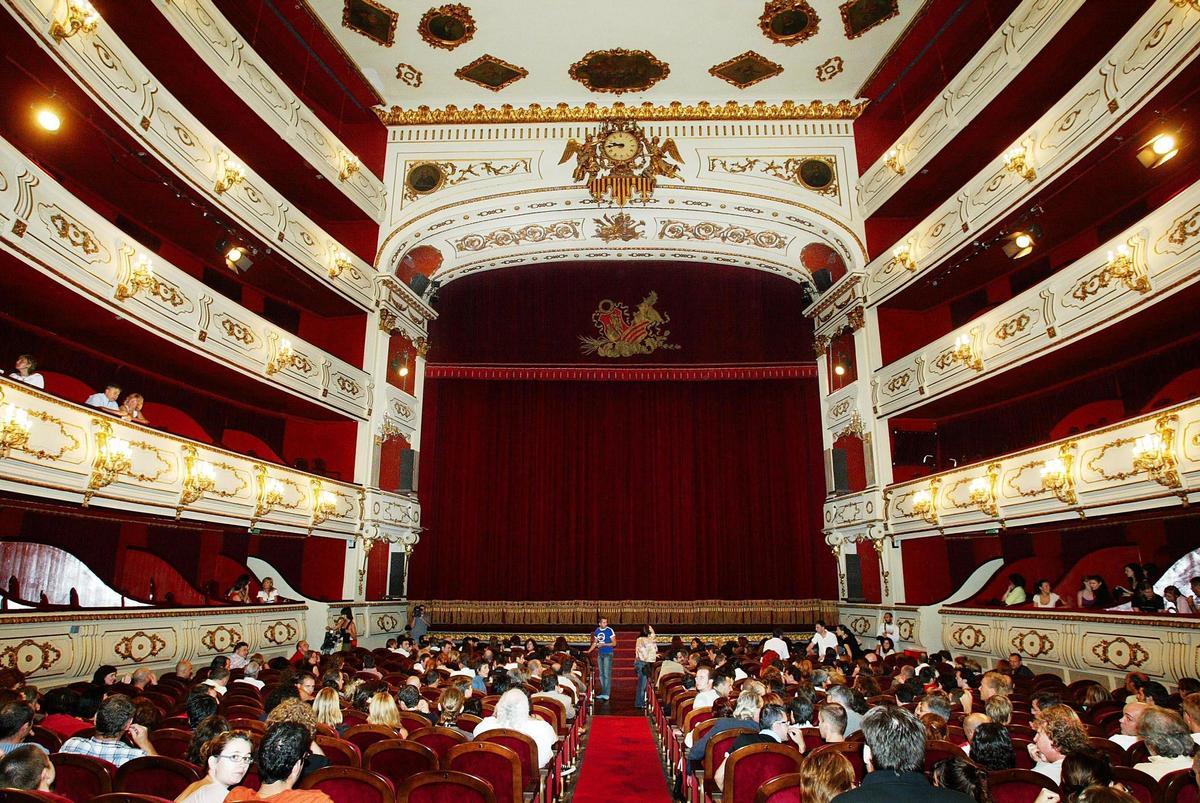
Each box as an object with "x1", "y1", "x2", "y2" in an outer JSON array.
[{"x1": 579, "y1": 292, "x2": 680, "y2": 358}]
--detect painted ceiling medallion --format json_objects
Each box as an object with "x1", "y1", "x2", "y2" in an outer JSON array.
[
  {"x1": 455, "y1": 54, "x2": 528, "y2": 91},
  {"x1": 759, "y1": 0, "x2": 820, "y2": 46},
  {"x1": 395, "y1": 63, "x2": 423, "y2": 87},
  {"x1": 341, "y1": 0, "x2": 398, "y2": 47},
  {"x1": 569, "y1": 49, "x2": 670, "y2": 95},
  {"x1": 839, "y1": 0, "x2": 900, "y2": 39},
  {"x1": 816, "y1": 56, "x2": 844, "y2": 82},
  {"x1": 418, "y1": 4, "x2": 476, "y2": 50},
  {"x1": 709, "y1": 51, "x2": 783, "y2": 89}
]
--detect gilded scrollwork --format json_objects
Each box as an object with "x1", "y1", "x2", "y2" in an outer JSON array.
[
  {"x1": 452, "y1": 221, "x2": 583, "y2": 253},
  {"x1": 0, "y1": 638, "x2": 63, "y2": 674},
  {"x1": 124, "y1": 441, "x2": 174, "y2": 484},
  {"x1": 15, "y1": 411, "x2": 83, "y2": 462},
  {"x1": 706, "y1": 155, "x2": 839, "y2": 198},
  {"x1": 656, "y1": 220, "x2": 790, "y2": 250},
  {"x1": 263, "y1": 621, "x2": 297, "y2": 645},
  {"x1": 114, "y1": 631, "x2": 168, "y2": 662},
  {"x1": 1011, "y1": 629, "x2": 1055, "y2": 659},
  {"x1": 1090, "y1": 636, "x2": 1149, "y2": 670},
  {"x1": 950, "y1": 624, "x2": 987, "y2": 651},
  {"x1": 200, "y1": 625, "x2": 242, "y2": 653}
]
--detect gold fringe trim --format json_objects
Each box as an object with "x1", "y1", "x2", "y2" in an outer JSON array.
[
  {"x1": 375, "y1": 100, "x2": 869, "y2": 126},
  {"x1": 407, "y1": 599, "x2": 840, "y2": 627}
]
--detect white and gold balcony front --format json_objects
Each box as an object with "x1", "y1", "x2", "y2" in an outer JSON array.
[
  {"x1": 0, "y1": 134, "x2": 373, "y2": 420},
  {"x1": 872, "y1": 173, "x2": 1200, "y2": 418},
  {"x1": 0, "y1": 376, "x2": 420, "y2": 540},
  {"x1": 886, "y1": 397, "x2": 1200, "y2": 536}
]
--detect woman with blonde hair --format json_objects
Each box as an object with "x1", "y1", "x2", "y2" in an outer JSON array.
[
  {"x1": 367, "y1": 691, "x2": 409, "y2": 737},
  {"x1": 799, "y1": 749, "x2": 855, "y2": 803},
  {"x1": 437, "y1": 686, "x2": 472, "y2": 737},
  {"x1": 311, "y1": 687, "x2": 344, "y2": 735}
]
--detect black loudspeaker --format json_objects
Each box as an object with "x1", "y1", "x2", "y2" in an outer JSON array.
[
  {"x1": 844, "y1": 553, "x2": 863, "y2": 601},
  {"x1": 409, "y1": 273, "x2": 431, "y2": 295},
  {"x1": 831, "y1": 447, "x2": 850, "y2": 495},
  {"x1": 813, "y1": 268, "x2": 834, "y2": 292},
  {"x1": 388, "y1": 551, "x2": 407, "y2": 598},
  {"x1": 398, "y1": 449, "x2": 419, "y2": 493}
]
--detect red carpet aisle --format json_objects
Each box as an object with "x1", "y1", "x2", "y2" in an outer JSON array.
[{"x1": 571, "y1": 716, "x2": 673, "y2": 803}]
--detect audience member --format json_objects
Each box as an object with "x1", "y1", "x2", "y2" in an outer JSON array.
[
  {"x1": 1137, "y1": 680, "x2": 1171, "y2": 708},
  {"x1": 92, "y1": 665, "x2": 119, "y2": 686},
  {"x1": 1029, "y1": 705, "x2": 1089, "y2": 783},
  {"x1": 225, "y1": 722, "x2": 332, "y2": 802},
  {"x1": 1133, "y1": 706, "x2": 1195, "y2": 779},
  {"x1": 819, "y1": 702, "x2": 848, "y2": 743},
  {"x1": 801, "y1": 749, "x2": 855, "y2": 803},
  {"x1": 692, "y1": 665, "x2": 717, "y2": 709},
  {"x1": 1032, "y1": 579, "x2": 1064, "y2": 609},
  {"x1": 235, "y1": 661, "x2": 264, "y2": 691},
  {"x1": 366, "y1": 692, "x2": 409, "y2": 737},
  {"x1": 0, "y1": 702, "x2": 45, "y2": 756},
  {"x1": 0, "y1": 744, "x2": 54, "y2": 792},
  {"x1": 763, "y1": 629, "x2": 790, "y2": 660},
  {"x1": 60, "y1": 694, "x2": 156, "y2": 767},
  {"x1": 311, "y1": 689, "x2": 344, "y2": 736},
  {"x1": 1078, "y1": 576, "x2": 1112, "y2": 609},
  {"x1": 1041, "y1": 747, "x2": 1114, "y2": 803},
  {"x1": 969, "y1": 722, "x2": 1014, "y2": 770},
  {"x1": 474, "y1": 688, "x2": 556, "y2": 769},
  {"x1": 256, "y1": 577, "x2": 280, "y2": 603},
  {"x1": 186, "y1": 715, "x2": 230, "y2": 765},
  {"x1": 922, "y1": 713, "x2": 949, "y2": 742},
  {"x1": 1003, "y1": 574, "x2": 1028, "y2": 606},
  {"x1": 229, "y1": 642, "x2": 251, "y2": 671},
  {"x1": 177, "y1": 729, "x2": 254, "y2": 802},
  {"x1": 808, "y1": 621, "x2": 839, "y2": 660},
  {"x1": 980, "y1": 672, "x2": 1013, "y2": 702},
  {"x1": 714, "y1": 703, "x2": 795, "y2": 791},
  {"x1": 931, "y1": 756, "x2": 992, "y2": 803},
  {"x1": 827, "y1": 685, "x2": 866, "y2": 736},
  {"x1": 117, "y1": 392, "x2": 150, "y2": 425},
  {"x1": 961, "y1": 713, "x2": 989, "y2": 751},
  {"x1": 533, "y1": 671, "x2": 575, "y2": 721},
  {"x1": 38, "y1": 688, "x2": 89, "y2": 740},
  {"x1": 9, "y1": 355, "x2": 44, "y2": 389},
  {"x1": 984, "y1": 695, "x2": 1012, "y2": 726},
  {"x1": 85, "y1": 382, "x2": 121, "y2": 411},
  {"x1": 1131, "y1": 582, "x2": 1166, "y2": 613},
  {"x1": 1164, "y1": 585, "x2": 1194, "y2": 614},
  {"x1": 1008, "y1": 653, "x2": 1034, "y2": 680},
  {"x1": 1111, "y1": 702, "x2": 1147, "y2": 749}
]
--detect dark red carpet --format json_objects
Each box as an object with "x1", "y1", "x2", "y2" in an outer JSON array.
[{"x1": 571, "y1": 716, "x2": 672, "y2": 803}]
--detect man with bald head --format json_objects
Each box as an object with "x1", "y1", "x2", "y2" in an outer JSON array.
[{"x1": 1111, "y1": 701, "x2": 1148, "y2": 750}]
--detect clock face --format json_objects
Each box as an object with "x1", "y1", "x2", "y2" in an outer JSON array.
[{"x1": 602, "y1": 131, "x2": 640, "y2": 163}]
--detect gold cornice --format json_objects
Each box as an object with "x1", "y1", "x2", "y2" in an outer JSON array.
[
  {"x1": 937, "y1": 606, "x2": 1200, "y2": 630},
  {"x1": 0, "y1": 604, "x2": 307, "y2": 625},
  {"x1": 375, "y1": 98, "x2": 869, "y2": 126}
]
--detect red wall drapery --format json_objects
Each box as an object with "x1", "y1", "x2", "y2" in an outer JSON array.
[{"x1": 409, "y1": 377, "x2": 833, "y2": 601}]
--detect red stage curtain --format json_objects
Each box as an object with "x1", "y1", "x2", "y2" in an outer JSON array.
[{"x1": 409, "y1": 377, "x2": 833, "y2": 600}]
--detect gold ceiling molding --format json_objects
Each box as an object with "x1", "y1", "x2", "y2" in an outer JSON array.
[{"x1": 376, "y1": 98, "x2": 868, "y2": 126}]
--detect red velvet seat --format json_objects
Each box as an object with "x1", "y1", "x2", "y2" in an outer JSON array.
[
  {"x1": 315, "y1": 735, "x2": 363, "y2": 768},
  {"x1": 1128, "y1": 742, "x2": 1152, "y2": 765},
  {"x1": 49, "y1": 752, "x2": 116, "y2": 801},
  {"x1": 398, "y1": 712, "x2": 433, "y2": 733},
  {"x1": 807, "y1": 742, "x2": 866, "y2": 783},
  {"x1": 1163, "y1": 769, "x2": 1199, "y2": 803},
  {"x1": 395, "y1": 769, "x2": 497, "y2": 802},
  {"x1": 1113, "y1": 766, "x2": 1163, "y2": 803},
  {"x1": 474, "y1": 730, "x2": 544, "y2": 803},
  {"x1": 753, "y1": 772, "x2": 802, "y2": 803},
  {"x1": 29, "y1": 726, "x2": 62, "y2": 752},
  {"x1": 227, "y1": 718, "x2": 267, "y2": 734},
  {"x1": 408, "y1": 727, "x2": 469, "y2": 760},
  {"x1": 1009, "y1": 737, "x2": 1036, "y2": 770},
  {"x1": 925, "y1": 740, "x2": 967, "y2": 773},
  {"x1": 221, "y1": 705, "x2": 264, "y2": 719},
  {"x1": 345, "y1": 724, "x2": 404, "y2": 754},
  {"x1": 699, "y1": 727, "x2": 759, "y2": 801},
  {"x1": 456, "y1": 715, "x2": 482, "y2": 731},
  {"x1": 147, "y1": 728, "x2": 192, "y2": 760},
  {"x1": 445, "y1": 741, "x2": 531, "y2": 803},
  {"x1": 297, "y1": 765, "x2": 395, "y2": 803},
  {"x1": 988, "y1": 769, "x2": 1059, "y2": 803},
  {"x1": 722, "y1": 743, "x2": 804, "y2": 803},
  {"x1": 114, "y1": 756, "x2": 201, "y2": 799},
  {"x1": 364, "y1": 739, "x2": 439, "y2": 789},
  {"x1": 1088, "y1": 736, "x2": 1132, "y2": 767},
  {"x1": 91, "y1": 795, "x2": 180, "y2": 802},
  {"x1": 0, "y1": 791, "x2": 73, "y2": 802}
]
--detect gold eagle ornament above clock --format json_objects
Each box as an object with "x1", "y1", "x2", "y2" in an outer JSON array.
[{"x1": 558, "y1": 119, "x2": 684, "y2": 206}]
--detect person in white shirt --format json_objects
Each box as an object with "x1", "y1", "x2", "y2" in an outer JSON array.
[
  {"x1": 473, "y1": 688, "x2": 557, "y2": 769},
  {"x1": 807, "y1": 621, "x2": 839, "y2": 661},
  {"x1": 692, "y1": 666, "x2": 716, "y2": 709},
  {"x1": 1110, "y1": 702, "x2": 1147, "y2": 749},
  {"x1": 1031, "y1": 579, "x2": 1064, "y2": 609},
  {"x1": 695, "y1": 674, "x2": 732, "y2": 712},
  {"x1": 228, "y1": 643, "x2": 250, "y2": 671},
  {"x1": 9, "y1": 355, "x2": 44, "y2": 389},
  {"x1": 1029, "y1": 705, "x2": 1089, "y2": 785},
  {"x1": 1163, "y1": 585, "x2": 1194, "y2": 614},
  {"x1": 876, "y1": 612, "x2": 899, "y2": 643},
  {"x1": 255, "y1": 577, "x2": 279, "y2": 603},
  {"x1": 1133, "y1": 707, "x2": 1196, "y2": 780},
  {"x1": 233, "y1": 661, "x2": 265, "y2": 690},
  {"x1": 85, "y1": 383, "x2": 121, "y2": 411},
  {"x1": 762, "y1": 629, "x2": 790, "y2": 660},
  {"x1": 203, "y1": 668, "x2": 230, "y2": 696}
]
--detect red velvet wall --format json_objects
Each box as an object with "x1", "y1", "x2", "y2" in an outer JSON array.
[
  {"x1": 365, "y1": 545, "x2": 389, "y2": 600},
  {"x1": 410, "y1": 377, "x2": 832, "y2": 600},
  {"x1": 857, "y1": 541, "x2": 881, "y2": 603}
]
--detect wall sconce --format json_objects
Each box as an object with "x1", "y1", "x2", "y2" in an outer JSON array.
[
  {"x1": 1136, "y1": 132, "x2": 1179, "y2": 168},
  {"x1": 892, "y1": 241, "x2": 916, "y2": 272},
  {"x1": 214, "y1": 159, "x2": 245, "y2": 194},
  {"x1": 1104, "y1": 242, "x2": 1151, "y2": 294},
  {"x1": 1131, "y1": 415, "x2": 1181, "y2": 489},
  {"x1": 311, "y1": 480, "x2": 338, "y2": 526},
  {"x1": 179, "y1": 445, "x2": 216, "y2": 508},
  {"x1": 884, "y1": 148, "x2": 905, "y2": 176},
  {"x1": 910, "y1": 478, "x2": 940, "y2": 525},
  {"x1": 85, "y1": 422, "x2": 131, "y2": 504},
  {"x1": 330, "y1": 251, "x2": 353, "y2": 280},
  {"x1": 1003, "y1": 145, "x2": 1036, "y2": 182},
  {"x1": 1040, "y1": 443, "x2": 1077, "y2": 505},
  {"x1": 50, "y1": 0, "x2": 99, "y2": 41},
  {"x1": 0, "y1": 404, "x2": 32, "y2": 459},
  {"x1": 398, "y1": 351, "x2": 411, "y2": 378},
  {"x1": 265, "y1": 337, "x2": 295, "y2": 376},
  {"x1": 1002, "y1": 230, "x2": 1037, "y2": 259},
  {"x1": 968, "y1": 463, "x2": 1001, "y2": 517},
  {"x1": 339, "y1": 152, "x2": 361, "y2": 182},
  {"x1": 951, "y1": 330, "x2": 983, "y2": 372},
  {"x1": 254, "y1": 465, "x2": 285, "y2": 521},
  {"x1": 115, "y1": 254, "x2": 156, "y2": 301}
]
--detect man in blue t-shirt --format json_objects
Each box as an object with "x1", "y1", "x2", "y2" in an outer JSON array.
[{"x1": 588, "y1": 616, "x2": 616, "y2": 701}]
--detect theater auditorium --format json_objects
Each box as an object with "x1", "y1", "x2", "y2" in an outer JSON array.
[{"x1": 1, "y1": 0, "x2": 1199, "y2": 801}]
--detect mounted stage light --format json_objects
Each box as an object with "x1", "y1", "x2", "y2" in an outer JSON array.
[
  {"x1": 1136, "y1": 132, "x2": 1179, "y2": 169},
  {"x1": 218, "y1": 239, "x2": 254, "y2": 273},
  {"x1": 1002, "y1": 227, "x2": 1039, "y2": 259},
  {"x1": 35, "y1": 107, "x2": 61, "y2": 132},
  {"x1": 833, "y1": 364, "x2": 846, "y2": 377}
]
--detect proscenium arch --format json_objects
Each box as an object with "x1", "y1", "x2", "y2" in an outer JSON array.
[{"x1": 375, "y1": 184, "x2": 865, "y2": 290}]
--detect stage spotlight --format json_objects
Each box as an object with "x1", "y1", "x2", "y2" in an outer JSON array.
[
  {"x1": 35, "y1": 107, "x2": 61, "y2": 132},
  {"x1": 218, "y1": 239, "x2": 254, "y2": 273},
  {"x1": 1137, "y1": 132, "x2": 1178, "y2": 168},
  {"x1": 833, "y1": 364, "x2": 846, "y2": 377},
  {"x1": 1002, "y1": 229, "x2": 1038, "y2": 259}
]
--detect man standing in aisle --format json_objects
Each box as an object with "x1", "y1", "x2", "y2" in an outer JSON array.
[{"x1": 589, "y1": 616, "x2": 616, "y2": 701}]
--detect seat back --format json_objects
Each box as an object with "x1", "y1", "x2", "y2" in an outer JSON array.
[
  {"x1": 363, "y1": 739, "x2": 439, "y2": 789},
  {"x1": 1163, "y1": 769, "x2": 1199, "y2": 803},
  {"x1": 398, "y1": 712, "x2": 433, "y2": 733},
  {"x1": 753, "y1": 772, "x2": 802, "y2": 803},
  {"x1": 445, "y1": 742, "x2": 523, "y2": 803},
  {"x1": 1112, "y1": 766, "x2": 1164, "y2": 803},
  {"x1": 988, "y1": 769, "x2": 1060, "y2": 803},
  {"x1": 808, "y1": 742, "x2": 866, "y2": 783},
  {"x1": 703, "y1": 726, "x2": 759, "y2": 777},
  {"x1": 49, "y1": 752, "x2": 116, "y2": 800},
  {"x1": 1088, "y1": 736, "x2": 1132, "y2": 767},
  {"x1": 1010, "y1": 737, "x2": 1036, "y2": 769},
  {"x1": 113, "y1": 756, "x2": 201, "y2": 799},
  {"x1": 146, "y1": 728, "x2": 192, "y2": 760},
  {"x1": 315, "y1": 735, "x2": 363, "y2": 768},
  {"x1": 345, "y1": 724, "x2": 401, "y2": 754},
  {"x1": 408, "y1": 727, "x2": 468, "y2": 760},
  {"x1": 0, "y1": 791, "x2": 73, "y2": 802},
  {"x1": 724, "y1": 743, "x2": 804, "y2": 803},
  {"x1": 1128, "y1": 742, "x2": 1152, "y2": 765},
  {"x1": 29, "y1": 726, "x2": 63, "y2": 753},
  {"x1": 297, "y1": 766, "x2": 396, "y2": 803},
  {"x1": 475, "y1": 728, "x2": 539, "y2": 781},
  {"x1": 395, "y1": 769, "x2": 496, "y2": 803},
  {"x1": 682, "y1": 706, "x2": 714, "y2": 734},
  {"x1": 925, "y1": 739, "x2": 966, "y2": 773},
  {"x1": 90, "y1": 796, "x2": 176, "y2": 803}
]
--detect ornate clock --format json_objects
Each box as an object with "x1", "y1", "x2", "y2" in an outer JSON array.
[{"x1": 559, "y1": 120, "x2": 684, "y2": 206}]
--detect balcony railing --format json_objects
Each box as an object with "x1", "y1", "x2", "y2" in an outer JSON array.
[{"x1": 0, "y1": 134, "x2": 372, "y2": 420}]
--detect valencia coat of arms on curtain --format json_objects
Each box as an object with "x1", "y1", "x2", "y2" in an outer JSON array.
[{"x1": 579, "y1": 292, "x2": 681, "y2": 357}]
